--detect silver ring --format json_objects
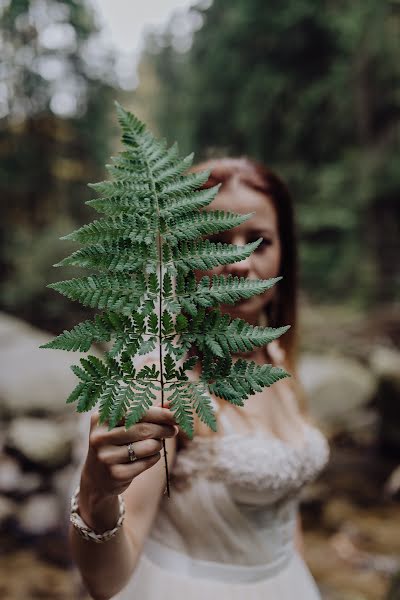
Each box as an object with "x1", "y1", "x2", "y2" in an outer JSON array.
[{"x1": 127, "y1": 442, "x2": 137, "y2": 463}]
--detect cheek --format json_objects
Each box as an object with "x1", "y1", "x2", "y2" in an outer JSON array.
[
  {"x1": 256, "y1": 246, "x2": 281, "y2": 278},
  {"x1": 194, "y1": 266, "x2": 223, "y2": 281}
]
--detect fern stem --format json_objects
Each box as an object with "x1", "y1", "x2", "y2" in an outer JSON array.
[
  {"x1": 146, "y1": 160, "x2": 171, "y2": 498},
  {"x1": 158, "y1": 245, "x2": 171, "y2": 498}
]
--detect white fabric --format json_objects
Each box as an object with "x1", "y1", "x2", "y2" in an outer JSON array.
[
  {"x1": 111, "y1": 406, "x2": 329, "y2": 599},
  {"x1": 70, "y1": 342, "x2": 329, "y2": 599}
]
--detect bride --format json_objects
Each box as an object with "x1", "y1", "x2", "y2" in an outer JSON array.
[{"x1": 69, "y1": 157, "x2": 329, "y2": 599}]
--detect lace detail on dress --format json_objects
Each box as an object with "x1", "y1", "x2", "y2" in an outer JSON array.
[
  {"x1": 171, "y1": 424, "x2": 329, "y2": 503},
  {"x1": 211, "y1": 425, "x2": 329, "y2": 504}
]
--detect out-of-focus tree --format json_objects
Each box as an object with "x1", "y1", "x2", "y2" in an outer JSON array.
[
  {"x1": 141, "y1": 0, "x2": 399, "y2": 306},
  {"x1": 0, "y1": 0, "x2": 117, "y2": 330}
]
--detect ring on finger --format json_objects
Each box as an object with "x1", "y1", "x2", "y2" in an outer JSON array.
[{"x1": 127, "y1": 442, "x2": 138, "y2": 463}]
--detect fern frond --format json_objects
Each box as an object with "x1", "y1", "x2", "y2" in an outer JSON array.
[
  {"x1": 153, "y1": 152, "x2": 194, "y2": 185},
  {"x1": 55, "y1": 240, "x2": 152, "y2": 272},
  {"x1": 209, "y1": 359, "x2": 290, "y2": 402},
  {"x1": 150, "y1": 141, "x2": 179, "y2": 173},
  {"x1": 158, "y1": 170, "x2": 210, "y2": 199},
  {"x1": 48, "y1": 273, "x2": 146, "y2": 312},
  {"x1": 188, "y1": 274, "x2": 282, "y2": 308},
  {"x1": 86, "y1": 194, "x2": 151, "y2": 217},
  {"x1": 159, "y1": 186, "x2": 221, "y2": 219},
  {"x1": 61, "y1": 214, "x2": 156, "y2": 245},
  {"x1": 88, "y1": 179, "x2": 150, "y2": 198},
  {"x1": 168, "y1": 382, "x2": 195, "y2": 439},
  {"x1": 44, "y1": 102, "x2": 292, "y2": 453},
  {"x1": 40, "y1": 312, "x2": 129, "y2": 351},
  {"x1": 165, "y1": 210, "x2": 252, "y2": 245},
  {"x1": 171, "y1": 238, "x2": 262, "y2": 272}
]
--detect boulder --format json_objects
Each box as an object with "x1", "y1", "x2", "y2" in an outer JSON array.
[
  {"x1": 370, "y1": 346, "x2": 400, "y2": 452},
  {"x1": 0, "y1": 312, "x2": 102, "y2": 416},
  {"x1": 0, "y1": 456, "x2": 42, "y2": 498},
  {"x1": 6, "y1": 418, "x2": 73, "y2": 469},
  {"x1": 298, "y1": 353, "x2": 376, "y2": 435},
  {"x1": 0, "y1": 496, "x2": 17, "y2": 527},
  {"x1": 18, "y1": 494, "x2": 60, "y2": 535}
]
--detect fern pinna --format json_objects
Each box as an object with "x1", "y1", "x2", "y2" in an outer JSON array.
[{"x1": 41, "y1": 102, "x2": 290, "y2": 495}]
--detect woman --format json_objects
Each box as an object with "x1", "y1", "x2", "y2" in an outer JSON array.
[{"x1": 69, "y1": 158, "x2": 329, "y2": 599}]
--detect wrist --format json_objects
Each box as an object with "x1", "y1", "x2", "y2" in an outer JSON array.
[
  {"x1": 78, "y1": 474, "x2": 121, "y2": 533},
  {"x1": 70, "y1": 484, "x2": 125, "y2": 543}
]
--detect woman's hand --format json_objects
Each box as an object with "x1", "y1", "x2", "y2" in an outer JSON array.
[{"x1": 81, "y1": 402, "x2": 179, "y2": 500}]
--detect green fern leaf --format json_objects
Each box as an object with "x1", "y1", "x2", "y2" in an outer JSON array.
[
  {"x1": 172, "y1": 238, "x2": 262, "y2": 272},
  {"x1": 165, "y1": 210, "x2": 252, "y2": 245},
  {"x1": 43, "y1": 102, "x2": 291, "y2": 448}
]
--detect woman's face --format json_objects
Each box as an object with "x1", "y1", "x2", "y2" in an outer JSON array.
[{"x1": 199, "y1": 180, "x2": 282, "y2": 325}]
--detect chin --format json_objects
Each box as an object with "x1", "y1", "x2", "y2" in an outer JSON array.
[{"x1": 221, "y1": 299, "x2": 261, "y2": 322}]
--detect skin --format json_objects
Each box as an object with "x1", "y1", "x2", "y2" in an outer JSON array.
[
  {"x1": 70, "y1": 180, "x2": 304, "y2": 600},
  {"x1": 200, "y1": 179, "x2": 282, "y2": 328},
  {"x1": 191, "y1": 179, "x2": 288, "y2": 430}
]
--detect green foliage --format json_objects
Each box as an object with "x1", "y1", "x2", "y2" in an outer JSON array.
[
  {"x1": 0, "y1": 0, "x2": 116, "y2": 331},
  {"x1": 42, "y1": 104, "x2": 290, "y2": 439},
  {"x1": 143, "y1": 0, "x2": 399, "y2": 306}
]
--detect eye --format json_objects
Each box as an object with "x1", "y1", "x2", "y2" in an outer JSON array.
[
  {"x1": 254, "y1": 237, "x2": 272, "y2": 250},
  {"x1": 207, "y1": 234, "x2": 224, "y2": 244}
]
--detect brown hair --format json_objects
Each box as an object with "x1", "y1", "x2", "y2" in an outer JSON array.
[
  {"x1": 180, "y1": 157, "x2": 307, "y2": 443},
  {"x1": 190, "y1": 157, "x2": 299, "y2": 369}
]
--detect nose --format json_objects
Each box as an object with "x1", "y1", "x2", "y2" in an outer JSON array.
[{"x1": 224, "y1": 235, "x2": 251, "y2": 278}]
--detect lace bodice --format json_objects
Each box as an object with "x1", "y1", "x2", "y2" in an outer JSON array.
[
  {"x1": 170, "y1": 422, "x2": 329, "y2": 505},
  {"x1": 148, "y1": 394, "x2": 329, "y2": 568}
]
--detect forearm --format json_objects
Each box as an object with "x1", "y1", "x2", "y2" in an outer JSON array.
[{"x1": 69, "y1": 477, "x2": 140, "y2": 600}]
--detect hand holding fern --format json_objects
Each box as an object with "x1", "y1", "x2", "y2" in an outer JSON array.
[{"x1": 81, "y1": 405, "x2": 178, "y2": 507}]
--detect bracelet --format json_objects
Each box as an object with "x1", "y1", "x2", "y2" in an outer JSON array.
[{"x1": 70, "y1": 485, "x2": 125, "y2": 543}]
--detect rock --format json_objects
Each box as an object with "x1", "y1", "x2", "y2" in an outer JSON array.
[
  {"x1": 384, "y1": 465, "x2": 400, "y2": 500},
  {"x1": 52, "y1": 464, "x2": 79, "y2": 521},
  {"x1": 298, "y1": 354, "x2": 376, "y2": 434},
  {"x1": 0, "y1": 496, "x2": 17, "y2": 526},
  {"x1": 0, "y1": 312, "x2": 102, "y2": 416},
  {"x1": 0, "y1": 456, "x2": 42, "y2": 497},
  {"x1": 6, "y1": 418, "x2": 73, "y2": 469},
  {"x1": 370, "y1": 346, "x2": 400, "y2": 386},
  {"x1": 370, "y1": 346, "x2": 400, "y2": 453},
  {"x1": 0, "y1": 457, "x2": 20, "y2": 493},
  {"x1": 52, "y1": 465, "x2": 77, "y2": 499},
  {"x1": 18, "y1": 494, "x2": 60, "y2": 534}
]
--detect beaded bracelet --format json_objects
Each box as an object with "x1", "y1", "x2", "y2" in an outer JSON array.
[{"x1": 70, "y1": 485, "x2": 126, "y2": 543}]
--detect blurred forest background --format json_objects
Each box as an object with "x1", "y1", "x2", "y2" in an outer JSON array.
[
  {"x1": 2, "y1": 0, "x2": 399, "y2": 331},
  {"x1": 0, "y1": 1, "x2": 399, "y2": 599}
]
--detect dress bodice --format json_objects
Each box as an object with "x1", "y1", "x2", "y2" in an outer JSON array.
[
  {"x1": 147, "y1": 401, "x2": 329, "y2": 569},
  {"x1": 170, "y1": 421, "x2": 329, "y2": 505}
]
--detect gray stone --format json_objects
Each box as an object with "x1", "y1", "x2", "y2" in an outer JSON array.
[
  {"x1": 298, "y1": 353, "x2": 376, "y2": 433},
  {"x1": 0, "y1": 456, "x2": 20, "y2": 493},
  {"x1": 370, "y1": 346, "x2": 400, "y2": 451},
  {"x1": 0, "y1": 496, "x2": 17, "y2": 525},
  {"x1": 6, "y1": 418, "x2": 73, "y2": 469},
  {"x1": 0, "y1": 312, "x2": 102, "y2": 416},
  {"x1": 370, "y1": 346, "x2": 400, "y2": 387},
  {"x1": 18, "y1": 494, "x2": 60, "y2": 534},
  {"x1": 0, "y1": 456, "x2": 42, "y2": 496}
]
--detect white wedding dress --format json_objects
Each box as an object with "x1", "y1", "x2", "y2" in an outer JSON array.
[{"x1": 110, "y1": 392, "x2": 329, "y2": 599}]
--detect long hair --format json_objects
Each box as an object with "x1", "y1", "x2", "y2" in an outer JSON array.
[
  {"x1": 190, "y1": 157, "x2": 298, "y2": 361},
  {"x1": 186, "y1": 157, "x2": 308, "y2": 421}
]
